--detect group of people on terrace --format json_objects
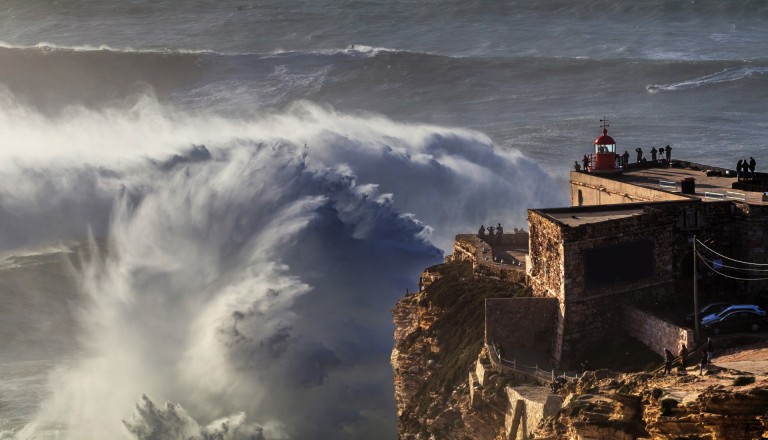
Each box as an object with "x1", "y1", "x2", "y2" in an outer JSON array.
[
  {"x1": 736, "y1": 157, "x2": 757, "y2": 182},
  {"x1": 632, "y1": 144, "x2": 672, "y2": 165},
  {"x1": 575, "y1": 145, "x2": 673, "y2": 172},
  {"x1": 663, "y1": 338, "x2": 714, "y2": 376},
  {"x1": 478, "y1": 223, "x2": 504, "y2": 243}
]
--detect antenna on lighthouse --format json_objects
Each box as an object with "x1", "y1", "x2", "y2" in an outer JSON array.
[{"x1": 600, "y1": 117, "x2": 610, "y2": 130}]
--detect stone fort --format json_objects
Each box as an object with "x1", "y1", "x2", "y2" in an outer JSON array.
[{"x1": 448, "y1": 131, "x2": 768, "y2": 369}]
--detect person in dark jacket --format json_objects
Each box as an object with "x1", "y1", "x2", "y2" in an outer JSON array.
[
  {"x1": 664, "y1": 348, "x2": 674, "y2": 375},
  {"x1": 665, "y1": 145, "x2": 672, "y2": 163},
  {"x1": 699, "y1": 351, "x2": 709, "y2": 375},
  {"x1": 635, "y1": 147, "x2": 643, "y2": 163},
  {"x1": 749, "y1": 157, "x2": 756, "y2": 179},
  {"x1": 650, "y1": 146, "x2": 658, "y2": 162},
  {"x1": 737, "y1": 159, "x2": 744, "y2": 181},
  {"x1": 678, "y1": 342, "x2": 689, "y2": 373}
]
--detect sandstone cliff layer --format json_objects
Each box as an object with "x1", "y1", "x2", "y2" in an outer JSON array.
[
  {"x1": 393, "y1": 260, "x2": 768, "y2": 439},
  {"x1": 391, "y1": 260, "x2": 529, "y2": 439}
]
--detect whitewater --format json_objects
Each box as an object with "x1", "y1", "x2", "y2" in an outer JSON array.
[{"x1": 0, "y1": 0, "x2": 767, "y2": 439}]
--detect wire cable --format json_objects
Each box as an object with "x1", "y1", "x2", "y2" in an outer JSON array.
[
  {"x1": 697, "y1": 252, "x2": 768, "y2": 281},
  {"x1": 696, "y1": 238, "x2": 768, "y2": 267},
  {"x1": 695, "y1": 249, "x2": 768, "y2": 273}
]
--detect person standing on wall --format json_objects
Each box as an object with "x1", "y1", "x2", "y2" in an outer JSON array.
[
  {"x1": 665, "y1": 145, "x2": 672, "y2": 163},
  {"x1": 635, "y1": 147, "x2": 643, "y2": 163}
]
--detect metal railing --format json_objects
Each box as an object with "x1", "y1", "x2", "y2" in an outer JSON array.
[
  {"x1": 704, "y1": 191, "x2": 726, "y2": 200},
  {"x1": 487, "y1": 343, "x2": 577, "y2": 384},
  {"x1": 489, "y1": 339, "x2": 709, "y2": 383},
  {"x1": 659, "y1": 179, "x2": 679, "y2": 192}
]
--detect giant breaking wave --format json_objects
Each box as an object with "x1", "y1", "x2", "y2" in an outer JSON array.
[{"x1": 0, "y1": 90, "x2": 564, "y2": 439}]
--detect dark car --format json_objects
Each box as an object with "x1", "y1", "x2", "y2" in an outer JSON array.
[
  {"x1": 700, "y1": 304, "x2": 766, "y2": 325},
  {"x1": 702, "y1": 310, "x2": 768, "y2": 335},
  {"x1": 685, "y1": 301, "x2": 732, "y2": 323}
]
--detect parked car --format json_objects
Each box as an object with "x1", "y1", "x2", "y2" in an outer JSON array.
[
  {"x1": 700, "y1": 304, "x2": 766, "y2": 325},
  {"x1": 702, "y1": 310, "x2": 768, "y2": 335},
  {"x1": 686, "y1": 301, "x2": 732, "y2": 323}
]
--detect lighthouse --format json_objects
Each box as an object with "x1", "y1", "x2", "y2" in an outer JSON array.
[{"x1": 588, "y1": 119, "x2": 622, "y2": 174}]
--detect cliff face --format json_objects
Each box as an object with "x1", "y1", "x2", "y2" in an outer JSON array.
[
  {"x1": 535, "y1": 366, "x2": 768, "y2": 440},
  {"x1": 391, "y1": 260, "x2": 527, "y2": 439},
  {"x1": 392, "y1": 241, "x2": 768, "y2": 439}
]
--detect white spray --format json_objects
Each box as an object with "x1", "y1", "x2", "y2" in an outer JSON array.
[{"x1": 0, "y1": 89, "x2": 565, "y2": 439}]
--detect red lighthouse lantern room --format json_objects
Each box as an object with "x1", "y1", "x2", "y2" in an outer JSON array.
[{"x1": 589, "y1": 119, "x2": 621, "y2": 174}]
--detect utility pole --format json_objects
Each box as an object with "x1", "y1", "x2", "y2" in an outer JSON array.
[{"x1": 693, "y1": 236, "x2": 700, "y2": 341}]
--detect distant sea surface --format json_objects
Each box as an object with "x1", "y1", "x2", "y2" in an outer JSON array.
[{"x1": 0, "y1": 1, "x2": 766, "y2": 439}]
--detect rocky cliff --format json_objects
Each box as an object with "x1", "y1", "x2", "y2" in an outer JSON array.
[
  {"x1": 391, "y1": 260, "x2": 530, "y2": 439},
  {"x1": 535, "y1": 362, "x2": 768, "y2": 440},
  {"x1": 392, "y1": 259, "x2": 768, "y2": 439}
]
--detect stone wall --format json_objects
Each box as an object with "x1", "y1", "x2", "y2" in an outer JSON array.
[
  {"x1": 528, "y1": 200, "x2": 749, "y2": 365},
  {"x1": 450, "y1": 234, "x2": 528, "y2": 285},
  {"x1": 485, "y1": 297, "x2": 558, "y2": 365},
  {"x1": 504, "y1": 386, "x2": 563, "y2": 440},
  {"x1": 527, "y1": 212, "x2": 564, "y2": 300},
  {"x1": 622, "y1": 304, "x2": 694, "y2": 356},
  {"x1": 558, "y1": 207, "x2": 675, "y2": 302},
  {"x1": 570, "y1": 171, "x2": 690, "y2": 206}
]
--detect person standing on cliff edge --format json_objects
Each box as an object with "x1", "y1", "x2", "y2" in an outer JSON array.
[
  {"x1": 663, "y1": 348, "x2": 674, "y2": 375},
  {"x1": 478, "y1": 225, "x2": 485, "y2": 238},
  {"x1": 496, "y1": 223, "x2": 503, "y2": 243},
  {"x1": 678, "y1": 342, "x2": 688, "y2": 374},
  {"x1": 665, "y1": 145, "x2": 672, "y2": 164}
]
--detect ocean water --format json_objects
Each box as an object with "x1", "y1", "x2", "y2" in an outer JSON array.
[{"x1": 0, "y1": 1, "x2": 766, "y2": 439}]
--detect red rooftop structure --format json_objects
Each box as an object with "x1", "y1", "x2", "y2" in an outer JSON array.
[{"x1": 587, "y1": 119, "x2": 622, "y2": 174}]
